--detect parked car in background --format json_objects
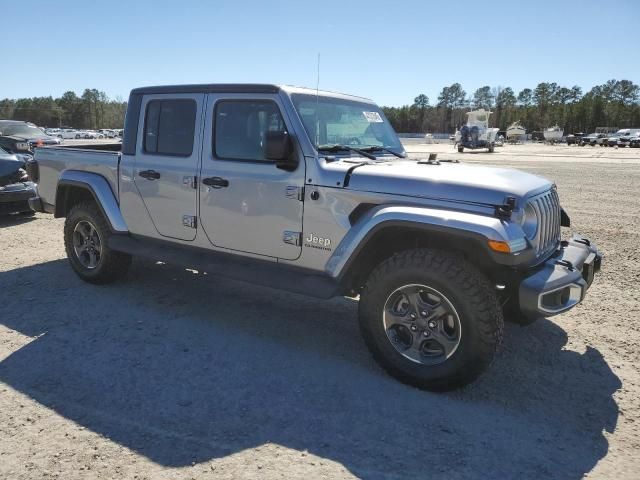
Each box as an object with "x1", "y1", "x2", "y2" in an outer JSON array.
[
  {"x1": 601, "y1": 133, "x2": 613, "y2": 147},
  {"x1": 0, "y1": 145, "x2": 36, "y2": 216},
  {"x1": 98, "y1": 129, "x2": 117, "y2": 138},
  {"x1": 0, "y1": 120, "x2": 61, "y2": 154},
  {"x1": 629, "y1": 136, "x2": 640, "y2": 148},
  {"x1": 617, "y1": 130, "x2": 640, "y2": 147},
  {"x1": 530, "y1": 131, "x2": 544, "y2": 142},
  {"x1": 59, "y1": 129, "x2": 82, "y2": 139},
  {"x1": 580, "y1": 133, "x2": 607, "y2": 146},
  {"x1": 566, "y1": 132, "x2": 585, "y2": 145},
  {"x1": 82, "y1": 131, "x2": 104, "y2": 139},
  {"x1": 604, "y1": 129, "x2": 631, "y2": 147}
]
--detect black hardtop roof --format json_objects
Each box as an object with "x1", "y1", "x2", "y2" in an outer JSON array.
[{"x1": 130, "y1": 84, "x2": 281, "y2": 95}]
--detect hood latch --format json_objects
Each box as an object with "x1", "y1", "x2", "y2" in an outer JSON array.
[
  {"x1": 495, "y1": 196, "x2": 516, "y2": 219},
  {"x1": 417, "y1": 154, "x2": 460, "y2": 165}
]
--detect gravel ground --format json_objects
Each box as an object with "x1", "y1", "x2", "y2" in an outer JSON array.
[{"x1": 0, "y1": 142, "x2": 638, "y2": 479}]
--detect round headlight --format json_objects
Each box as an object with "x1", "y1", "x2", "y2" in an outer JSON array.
[{"x1": 521, "y1": 203, "x2": 538, "y2": 239}]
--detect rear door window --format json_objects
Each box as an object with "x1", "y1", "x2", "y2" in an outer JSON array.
[{"x1": 144, "y1": 99, "x2": 196, "y2": 156}]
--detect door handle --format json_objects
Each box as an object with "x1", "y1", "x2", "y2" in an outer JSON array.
[
  {"x1": 202, "y1": 176, "x2": 229, "y2": 188},
  {"x1": 139, "y1": 169, "x2": 161, "y2": 180}
]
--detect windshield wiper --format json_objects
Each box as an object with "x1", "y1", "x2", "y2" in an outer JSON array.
[
  {"x1": 359, "y1": 146, "x2": 406, "y2": 158},
  {"x1": 317, "y1": 144, "x2": 376, "y2": 160}
]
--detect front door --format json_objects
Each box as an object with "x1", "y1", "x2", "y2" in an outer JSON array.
[
  {"x1": 199, "y1": 95, "x2": 305, "y2": 260},
  {"x1": 134, "y1": 94, "x2": 204, "y2": 241}
]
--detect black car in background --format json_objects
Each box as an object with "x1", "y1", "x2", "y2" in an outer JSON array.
[
  {"x1": 566, "y1": 132, "x2": 585, "y2": 145},
  {"x1": 0, "y1": 120, "x2": 61, "y2": 155},
  {"x1": 531, "y1": 131, "x2": 544, "y2": 142},
  {"x1": 0, "y1": 145, "x2": 36, "y2": 216}
]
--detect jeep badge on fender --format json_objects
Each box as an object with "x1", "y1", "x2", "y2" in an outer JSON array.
[{"x1": 304, "y1": 232, "x2": 331, "y2": 249}]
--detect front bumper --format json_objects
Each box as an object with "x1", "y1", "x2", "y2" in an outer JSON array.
[
  {"x1": 0, "y1": 182, "x2": 36, "y2": 214},
  {"x1": 519, "y1": 235, "x2": 601, "y2": 319}
]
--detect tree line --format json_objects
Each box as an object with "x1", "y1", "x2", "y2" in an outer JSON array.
[
  {"x1": 0, "y1": 89, "x2": 127, "y2": 129},
  {"x1": 2, "y1": 80, "x2": 639, "y2": 135},
  {"x1": 382, "y1": 79, "x2": 640, "y2": 134}
]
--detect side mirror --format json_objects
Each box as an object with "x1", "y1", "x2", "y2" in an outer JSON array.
[{"x1": 264, "y1": 131, "x2": 298, "y2": 171}]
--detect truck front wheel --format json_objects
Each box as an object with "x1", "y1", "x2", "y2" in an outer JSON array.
[
  {"x1": 64, "y1": 201, "x2": 131, "y2": 284},
  {"x1": 358, "y1": 249, "x2": 503, "y2": 391}
]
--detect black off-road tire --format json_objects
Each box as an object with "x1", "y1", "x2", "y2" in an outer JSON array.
[
  {"x1": 64, "y1": 201, "x2": 131, "y2": 284},
  {"x1": 358, "y1": 249, "x2": 504, "y2": 391}
]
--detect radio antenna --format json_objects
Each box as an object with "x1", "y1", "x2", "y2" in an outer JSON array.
[{"x1": 315, "y1": 52, "x2": 320, "y2": 146}]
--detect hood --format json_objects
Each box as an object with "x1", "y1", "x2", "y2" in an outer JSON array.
[
  {"x1": 0, "y1": 153, "x2": 27, "y2": 186},
  {"x1": 343, "y1": 160, "x2": 552, "y2": 206}
]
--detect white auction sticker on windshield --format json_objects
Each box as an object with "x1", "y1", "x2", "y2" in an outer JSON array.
[{"x1": 363, "y1": 111, "x2": 383, "y2": 123}]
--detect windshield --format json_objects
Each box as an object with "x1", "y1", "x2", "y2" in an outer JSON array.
[
  {"x1": 1, "y1": 124, "x2": 47, "y2": 137},
  {"x1": 291, "y1": 94, "x2": 402, "y2": 153}
]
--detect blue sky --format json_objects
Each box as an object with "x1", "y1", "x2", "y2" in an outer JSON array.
[{"x1": 3, "y1": 0, "x2": 638, "y2": 106}]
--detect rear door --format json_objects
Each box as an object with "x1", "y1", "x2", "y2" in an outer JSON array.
[{"x1": 133, "y1": 94, "x2": 203, "y2": 241}]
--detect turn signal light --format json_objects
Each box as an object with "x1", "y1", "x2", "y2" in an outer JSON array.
[{"x1": 488, "y1": 240, "x2": 511, "y2": 253}]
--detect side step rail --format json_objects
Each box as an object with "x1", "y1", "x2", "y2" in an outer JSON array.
[{"x1": 108, "y1": 234, "x2": 338, "y2": 299}]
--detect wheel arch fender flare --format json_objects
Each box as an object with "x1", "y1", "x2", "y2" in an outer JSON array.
[
  {"x1": 326, "y1": 204, "x2": 529, "y2": 281},
  {"x1": 55, "y1": 170, "x2": 128, "y2": 233}
]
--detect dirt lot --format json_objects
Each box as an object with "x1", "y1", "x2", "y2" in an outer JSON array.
[{"x1": 1, "y1": 142, "x2": 639, "y2": 479}]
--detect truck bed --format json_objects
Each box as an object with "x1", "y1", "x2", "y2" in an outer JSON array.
[{"x1": 33, "y1": 145, "x2": 121, "y2": 209}]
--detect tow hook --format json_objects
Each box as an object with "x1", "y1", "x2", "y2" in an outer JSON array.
[
  {"x1": 573, "y1": 237, "x2": 591, "y2": 247},
  {"x1": 556, "y1": 259, "x2": 574, "y2": 271}
]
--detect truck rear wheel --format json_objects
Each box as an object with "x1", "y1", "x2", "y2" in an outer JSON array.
[
  {"x1": 63, "y1": 201, "x2": 131, "y2": 284},
  {"x1": 358, "y1": 249, "x2": 503, "y2": 391}
]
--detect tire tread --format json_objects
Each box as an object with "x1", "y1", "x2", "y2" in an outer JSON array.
[{"x1": 359, "y1": 248, "x2": 503, "y2": 391}]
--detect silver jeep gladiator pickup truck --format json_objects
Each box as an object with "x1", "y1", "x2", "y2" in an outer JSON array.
[{"x1": 27, "y1": 84, "x2": 601, "y2": 391}]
